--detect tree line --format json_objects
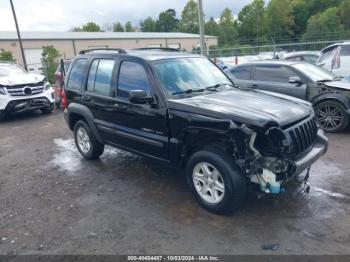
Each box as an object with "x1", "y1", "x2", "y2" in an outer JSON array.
[{"x1": 69, "y1": 0, "x2": 350, "y2": 47}]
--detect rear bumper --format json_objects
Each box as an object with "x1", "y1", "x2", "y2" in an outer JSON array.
[
  {"x1": 293, "y1": 129, "x2": 328, "y2": 175},
  {"x1": 4, "y1": 97, "x2": 52, "y2": 114}
]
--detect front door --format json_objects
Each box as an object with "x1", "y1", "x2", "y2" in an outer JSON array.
[
  {"x1": 95, "y1": 59, "x2": 169, "y2": 161},
  {"x1": 251, "y1": 64, "x2": 307, "y2": 99}
]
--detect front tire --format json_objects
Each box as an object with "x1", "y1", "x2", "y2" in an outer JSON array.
[
  {"x1": 186, "y1": 147, "x2": 247, "y2": 214},
  {"x1": 74, "y1": 120, "x2": 104, "y2": 160},
  {"x1": 315, "y1": 100, "x2": 349, "y2": 132}
]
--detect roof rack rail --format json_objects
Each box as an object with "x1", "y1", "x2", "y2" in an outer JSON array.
[
  {"x1": 133, "y1": 47, "x2": 180, "y2": 52},
  {"x1": 79, "y1": 48, "x2": 127, "y2": 55}
]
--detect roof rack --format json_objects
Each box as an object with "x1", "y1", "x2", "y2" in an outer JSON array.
[
  {"x1": 79, "y1": 48, "x2": 127, "y2": 55},
  {"x1": 133, "y1": 47, "x2": 180, "y2": 52}
]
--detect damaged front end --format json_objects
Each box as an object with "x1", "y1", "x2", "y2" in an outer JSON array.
[{"x1": 232, "y1": 115, "x2": 328, "y2": 194}]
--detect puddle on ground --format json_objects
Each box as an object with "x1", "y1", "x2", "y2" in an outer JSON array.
[
  {"x1": 50, "y1": 138, "x2": 83, "y2": 174},
  {"x1": 313, "y1": 187, "x2": 348, "y2": 199},
  {"x1": 49, "y1": 138, "x2": 137, "y2": 175}
]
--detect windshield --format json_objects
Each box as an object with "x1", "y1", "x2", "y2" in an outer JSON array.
[
  {"x1": 293, "y1": 63, "x2": 335, "y2": 82},
  {"x1": 152, "y1": 57, "x2": 232, "y2": 97},
  {"x1": 0, "y1": 64, "x2": 26, "y2": 77}
]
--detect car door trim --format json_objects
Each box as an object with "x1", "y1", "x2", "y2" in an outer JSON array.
[{"x1": 96, "y1": 120, "x2": 164, "y2": 148}]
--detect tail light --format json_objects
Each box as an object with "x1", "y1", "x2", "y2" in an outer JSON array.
[{"x1": 61, "y1": 88, "x2": 67, "y2": 109}]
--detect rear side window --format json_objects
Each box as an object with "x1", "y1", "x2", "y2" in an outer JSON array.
[
  {"x1": 67, "y1": 59, "x2": 87, "y2": 90},
  {"x1": 230, "y1": 65, "x2": 252, "y2": 80},
  {"x1": 86, "y1": 59, "x2": 115, "y2": 96},
  {"x1": 117, "y1": 61, "x2": 151, "y2": 99},
  {"x1": 254, "y1": 65, "x2": 295, "y2": 83}
]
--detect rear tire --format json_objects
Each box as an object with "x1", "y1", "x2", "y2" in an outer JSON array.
[
  {"x1": 315, "y1": 100, "x2": 349, "y2": 133},
  {"x1": 186, "y1": 147, "x2": 247, "y2": 214},
  {"x1": 41, "y1": 103, "x2": 54, "y2": 114},
  {"x1": 74, "y1": 120, "x2": 104, "y2": 160}
]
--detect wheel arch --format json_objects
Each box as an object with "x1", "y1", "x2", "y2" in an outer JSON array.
[
  {"x1": 311, "y1": 93, "x2": 350, "y2": 109},
  {"x1": 66, "y1": 103, "x2": 104, "y2": 143}
]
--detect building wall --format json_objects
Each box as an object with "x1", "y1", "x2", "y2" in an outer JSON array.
[{"x1": 0, "y1": 37, "x2": 217, "y2": 67}]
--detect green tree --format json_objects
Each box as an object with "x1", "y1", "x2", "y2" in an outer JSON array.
[
  {"x1": 0, "y1": 50, "x2": 15, "y2": 62},
  {"x1": 265, "y1": 0, "x2": 295, "y2": 41},
  {"x1": 302, "y1": 7, "x2": 345, "y2": 41},
  {"x1": 237, "y1": 0, "x2": 265, "y2": 43},
  {"x1": 140, "y1": 17, "x2": 157, "y2": 32},
  {"x1": 113, "y1": 22, "x2": 125, "y2": 32},
  {"x1": 338, "y1": 0, "x2": 350, "y2": 29},
  {"x1": 205, "y1": 17, "x2": 219, "y2": 36},
  {"x1": 179, "y1": 0, "x2": 199, "y2": 33},
  {"x1": 124, "y1": 21, "x2": 134, "y2": 32},
  {"x1": 157, "y1": 9, "x2": 179, "y2": 32},
  {"x1": 71, "y1": 22, "x2": 102, "y2": 32},
  {"x1": 82, "y1": 22, "x2": 102, "y2": 32},
  {"x1": 218, "y1": 8, "x2": 239, "y2": 45},
  {"x1": 41, "y1": 46, "x2": 61, "y2": 83}
]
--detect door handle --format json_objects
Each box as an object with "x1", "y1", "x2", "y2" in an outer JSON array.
[
  {"x1": 81, "y1": 95, "x2": 91, "y2": 101},
  {"x1": 250, "y1": 84, "x2": 259, "y2": 88}
]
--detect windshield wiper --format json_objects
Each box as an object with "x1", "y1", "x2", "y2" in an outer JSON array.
[
  {"x1": 171, "y1": 89, "x2": 205, "y2": 96},
  {"x1": 171, "y1": 83, "x2": 235, "y2": 96},
  {"x1": 316, "y1": 79, "x2": 333, "y2": 83}
]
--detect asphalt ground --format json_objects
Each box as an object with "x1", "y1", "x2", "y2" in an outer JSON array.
[{"x1": 0, "y1": 110, "x2": 349, "y2": 255}]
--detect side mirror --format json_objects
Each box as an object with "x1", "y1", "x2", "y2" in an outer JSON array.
[
  {"x1": 289, "y1": 76, "x2": 303, "y2": 84},
  {"x1": 129, "y1": 90, "x2": 154, "y2": 104}
]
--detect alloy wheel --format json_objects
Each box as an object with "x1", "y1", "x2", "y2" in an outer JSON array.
[
  {"x1": 316, "y1": 104, "x2": 344, "y2": 131},
  {"x1": 192, "y1": 162, "x2": 225, "y2": 204}
]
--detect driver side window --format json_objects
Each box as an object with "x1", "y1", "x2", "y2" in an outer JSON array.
[{"x1": 117, "y1": 61, "x2": 151, "y2": 99}]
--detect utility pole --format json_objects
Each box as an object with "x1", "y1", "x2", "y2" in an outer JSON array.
[
  {"x1": 197, "y1": 0, "x2": 206, "y2": 56},
  {"x1": 9, "y1": 0, "x2": 27, "y2": 71}
]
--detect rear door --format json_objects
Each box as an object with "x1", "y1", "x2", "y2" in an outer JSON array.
[
  {"x1": 226, "y1": 64, "x2": 253, "y2": 88},
  {"x1": 251, "y1": 64, "x2": 307, "y2": 99}
]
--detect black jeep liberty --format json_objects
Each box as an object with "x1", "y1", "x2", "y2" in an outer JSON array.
[{"x1": 63, "y1": 48, "x2": 328, "y2": 214}]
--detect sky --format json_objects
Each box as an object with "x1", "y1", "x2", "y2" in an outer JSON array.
[{"x1": 0, "y1": 0, "x2": 252, "y2": 31}]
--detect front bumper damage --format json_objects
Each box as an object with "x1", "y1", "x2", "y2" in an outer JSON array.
[
  {"x1": 248, "y1": 129, "x2": 328, "y2": 194},
  {"x1": 4, "y1": 97, "x2": 52, "y2": 114}
]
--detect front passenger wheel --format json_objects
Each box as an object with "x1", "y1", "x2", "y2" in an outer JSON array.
[
  {"x1": 186, "y1": 147, "x2": 247, "y2": 214},
  {"x1": 74, "y1": 120, "x2": 104, "y2": 160}
]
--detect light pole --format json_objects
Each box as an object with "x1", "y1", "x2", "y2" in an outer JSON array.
[
  {"x1": 197, "y1": 0, "x2": 206, "y2": 56},
  {"x1": 9, "y1": 0, "x2": 27, "y2": 70}
]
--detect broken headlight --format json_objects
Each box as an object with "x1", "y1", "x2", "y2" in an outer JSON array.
[{"x1": 254, "y1": 127, "x2": 290, "y2": 156}]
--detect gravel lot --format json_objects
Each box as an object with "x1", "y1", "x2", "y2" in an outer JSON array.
[{"x1": 0, "y1": 110, "x2": 350, "y2": 255}]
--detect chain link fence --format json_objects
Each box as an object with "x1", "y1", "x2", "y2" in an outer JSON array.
[{"x1": 193, "y1": 38, "x2": 350, "y2": 60}]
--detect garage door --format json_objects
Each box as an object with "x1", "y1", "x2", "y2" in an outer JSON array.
[{"x1": 24, "y1": 48, "x2": 43, "y2": 74}]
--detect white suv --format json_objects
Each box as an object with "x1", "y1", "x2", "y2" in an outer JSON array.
[
  {"x1": 317, "y1": 42, "x2": 350, "y2": 80},
  {"x1": 0, "y1": 62, "x2": 55, "y2": 120}
]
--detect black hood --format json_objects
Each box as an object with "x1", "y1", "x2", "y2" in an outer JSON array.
[{"x1": 168, "y1": 89, "x2": 313, "y2": 128}]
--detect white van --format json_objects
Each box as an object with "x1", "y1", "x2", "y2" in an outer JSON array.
[{"x1": 317, "y1": 42, "x2": 350, "y2": 80}]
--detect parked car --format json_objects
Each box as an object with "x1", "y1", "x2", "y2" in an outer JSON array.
[
  {"x1": 0, "y1": 62, "x2": 55, "y2": 120},
  {"x1": 54, "y1": 59, "x2": 72, "y2": 108},
  {"x1": 224, "y1": 60, "x2": 350, "y2": 132},
  {"x1": 317, "y1": 42, "x2": 350, "y2": 79},
  {"x1": 63, "y1": 48, "x2": 327, "y2": 214},
  {"x1": 282, "y1": 51, "x2": 320, "y2": 64}
]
